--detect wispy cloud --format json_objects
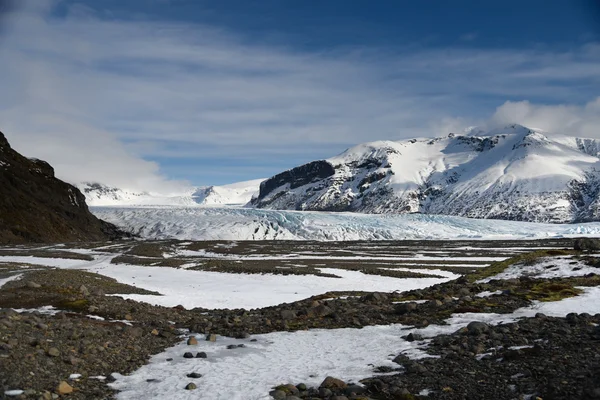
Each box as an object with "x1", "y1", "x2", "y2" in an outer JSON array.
[{"x1": 1, "y1": 0, "x2": 599, "y2": 188}]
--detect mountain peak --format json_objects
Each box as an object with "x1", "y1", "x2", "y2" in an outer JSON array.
[{"x1": 251, "y1": 128, "x2": 600, "y2": 223}]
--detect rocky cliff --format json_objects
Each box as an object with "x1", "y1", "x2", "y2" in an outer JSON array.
[{"x1": 0, "y1": 131, "x2": 125, "y2": 243}]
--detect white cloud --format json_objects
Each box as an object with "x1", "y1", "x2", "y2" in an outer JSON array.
[
  {"x1": 490, "y1": 98, "x2": 600, "y2": 138},
  {"x1": 0, "y1": 1, "x2": 599, "y2": 189}
]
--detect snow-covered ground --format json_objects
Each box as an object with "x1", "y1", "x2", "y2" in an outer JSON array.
[
  {"x1": 92, "y1": 206, "x2": 600, "y2": 241},
  {"x1": 479, "y1": 256, "x2": 600, "y2": 282},
  {"x1": 0, "y1": 255, "x2": 459, "y2": 309},
  {"x1": 109, "y1": 287, "x2": 600, "y2": 400},
  {"x1": 2, "y1": 242, "x2": 599, "y2": 399}
]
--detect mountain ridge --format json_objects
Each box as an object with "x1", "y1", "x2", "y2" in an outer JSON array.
[
  {"x1": 0, "y1": 131, "x2": 125, "y2": 243},
  {"x1": 78, "y1": 178, "x2": 264, "y2": 207},
  {"x1": 250, "y1": 125, "x2": 600, "y2": 223}
]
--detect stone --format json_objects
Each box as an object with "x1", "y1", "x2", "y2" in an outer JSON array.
[
  {"x1": 26, "y1": 281, "x2": 41, "y2": 288},
  {"x1": 429, "y1": 299, "x2": 443, "y2": 307},
  {"x1": 320, "y1": 376, "x2": 347, "y2": 389},
  {"x1": 185, "y1": 382, "x2": 197, "y2": 390},
  {"x1": 296, "y1": 383, "x2": 307, "y2": 391},
  {"x1": 362, "y1": 292, "x2": 387, "y2": 303},
  {"x1": 187, "y1": 372, "x2": 202, "y2": 378},
  {"x1": 187, "y1": 336, "x2": 198, "y2": 345},
  {"x1": 79, "y1": 285, "x2": 90, "y2": 296},
  {"x1": 467, "y1": 321, "x2": 490, "y2": 335},
  {"x1": 196, "y1": 352, "x2": 207, "y2": 358},
  {"x1": 226, "y1": 344, "x2": 237, "y2": 349},
  {"x1": 124, "y1": 314, "x2": 133, "y2": 321},
  {"x1": 47, "y1": 347, "x2": 60, "y2": 357},
  {"x1": 307, "y1": 304, "x2": 334, "y2": 318},
  {"x1": 183, "y1": 352, "x2": 194, "y2": 358},
  {"x1": 57, "y1": 381, "x2": 73, "y2": 395},
  {"x1": 345, "y1": 384, "x2": 367, "y2": 395},
  {"x1": 128, "y1": 327, "x2": 144, "y2": 337},
  {"x1": 269, "y1": 389, "x2": 287, "y2": 400},
  {"x1": 406, "y1": 333, "x2": 423, "y2": 342},
  {"x1": 280, "y1": 310, "x2": 297, "y2": 320},
  {"x1": 151, "y1": 329, "x2": 159, "y2": 335},
  {"x1": 206, "y1": 333, "x2": 217, "y2": 342},
  {"x1": 394, "y1": 302, "x2": 418, "y2": 315}
]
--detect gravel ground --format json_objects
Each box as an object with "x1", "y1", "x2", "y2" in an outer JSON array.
[{"x1": 0, "y1": 238, "x2": 598, "y2": 399}]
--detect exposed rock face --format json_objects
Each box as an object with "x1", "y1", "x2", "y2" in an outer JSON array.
[
  {"x1": 256, "y1": 161, "x2": 335, "y2": 204},
  {"x1": 250, "y1": 125, "x2": 600, "y2": 223},
  {"x1": 0, "y1": 131, "x2": 125, "y2": 243}
]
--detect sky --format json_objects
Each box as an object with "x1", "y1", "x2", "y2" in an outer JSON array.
[{"x1": 0, "y1": 0, "x2": 599, "y2": 192}]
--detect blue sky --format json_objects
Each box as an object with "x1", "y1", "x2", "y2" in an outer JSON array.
[{"x1": 1, "y1": 0, "x2": 599, "y2": 191}]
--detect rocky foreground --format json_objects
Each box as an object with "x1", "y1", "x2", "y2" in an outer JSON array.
[{"x1": 0, "y1": 241, "x2": 599, "y2": 399}]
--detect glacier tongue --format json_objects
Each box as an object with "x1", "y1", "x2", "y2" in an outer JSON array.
[{"x1": 91, "y1": 206, "x2": 600, "y2": 241}]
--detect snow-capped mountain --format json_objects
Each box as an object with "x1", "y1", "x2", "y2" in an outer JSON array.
[
  {"x1": 250, "y1": 125, "x2": 600, "y2": 223},
  {"x1": 192, "y1": 179, "x2": 265, "y2": 206},
  {"x1": 79, "y1": 179, "x2": 263, "y2": 207}
]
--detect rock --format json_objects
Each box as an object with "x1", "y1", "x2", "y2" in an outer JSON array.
[
  {"x1": 183, "y1": 352, "x2": 194, "y2": 358},
  {"x1": 320, "y1": 376, "x2": 347, "y2": 389},
  {"x1": 151, "y1": 329, "x2": 159, "y2": 335},
  {"x1": 394, "y1": 302, "x2": 418, "y2": 315},
  {"x1": 196, "y1": 352, "x2": 207, "y2": 358},
  {"x1": 57, "y1": 381, "x2": 73, "y2": 395},
  {"x1": 406, "y1": 333, "x2": 423, "y2": 342},
  {"x1": 362, "y1": 292, "x2": 388, "y2": 303},
  {"x1": 26, "y1": 281, "x2": 41, "y2": 288},
  {"x1": 392, "y1": 354, "x2": 411, "y2": 365},
  {"x1": 47, "y1": 347, "x2": 60, "y2": 357},
  {"x1": 406, "y1": 362, "x2": 428, "y2": 374},
  {"x1": 429, "y1": 299, "x2": 443, "y2": 307},
  {"x1": 187, "y1": 336, "x2": 198, "y2": 345},
  {"x1": 574, "y1": 238, "x2": 600, "y2": 251},
  {"x1": 206, "y1": 333, "x2": 217, "y2": 342},
  {"x1": 226, "y1": 344, "x2": 238, "y2": 349},
  {"x1": 128, "y1": 327, "x2": 144, "y2": 337},
  {"x1": 467, "y1": 321, "x2": 490, "y2": 335},
  {"x1": 185, "y1": 382, "x2": 197, "y2": 390},
  {"x1": 307, "y1": 304, "x2": 334, "y2": 318},
  {"x1": 296, "y1": 383, "x2": 307, "y2": 391},
  {"x1": 79, "y1": 285, "x2": 90, "y2": 296},
  {"x1": 345, "y1": 384, "x2": 367, "y2": 395},
  {"x1": 269, "y1": 389, "x2": 287, "y2": 400},
  {"x1": 280, "y1": 310, "x2": 297, "y2": 320},
  {"x1": 187, "y1": 372, "x2": 202, "y2": 378}
]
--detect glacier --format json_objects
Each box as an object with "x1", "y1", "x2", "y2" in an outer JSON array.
[{"x1": 91, "y1": 206, "x2": 600, "y2": 241}]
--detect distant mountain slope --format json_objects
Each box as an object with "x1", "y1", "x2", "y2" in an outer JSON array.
[
  {"x1": 250, "y1": 125, "x2": 600, "y2": 223},
  {"x1": 79, "y1": 179, "x2": 263, "y2": 207},
  {"x1": 0, "y1": 131, "x2": 123, "y2": 243},
  {"x1": 192, "y1": 179, "x2": 264, "y2": 206}
]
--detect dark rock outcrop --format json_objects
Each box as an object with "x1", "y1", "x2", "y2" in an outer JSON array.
[
  {"x1": 0, "y1": 131, "x2": 126, "y2": 243},
  {"x1": 254, "y1": 160, "x2": 335, "y2": 205}
]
